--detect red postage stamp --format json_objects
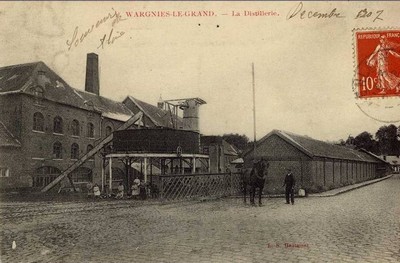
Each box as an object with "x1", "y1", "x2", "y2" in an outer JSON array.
[{"x1": 355, "y1": 30, "x2": 400, "y2": 98}]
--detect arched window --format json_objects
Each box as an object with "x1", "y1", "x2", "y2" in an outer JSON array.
[
  {"x1": 87, "y1": 123, "x2": 94, "y2": 138},
  {"x1": 53, "y1": 141, "x2": 62, "y2": 159},
  {"x1": 33, "y1": 112, "x2": 44, "y2": 131},
  {"x1": 87, "y1": 144, "x2": 94, "y2": 159},
  {"x1": 105, "y1": 126, "x2": 113, "y2": 137},
  {"x1": 71, "y1": 143, "x2": 79, "y2": 159},
  {"x1": 71, "y1": 120, "x2": 80, "y2": 136},
  {"x1": 53, "y1": 116, "x2": 63, "y2": 134}
]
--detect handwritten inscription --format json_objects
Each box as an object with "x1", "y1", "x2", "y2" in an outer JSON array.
[
  {"x1": 287, "y1": 2, "x2": 344, "y2": 20},
  {"x1": 66, "y1": 8, "x2": 126, "y2": 51},
  {"x1": 98, "y1": 28, "x2": 125, "y2": 49},
  {"x1": 287, "y1": 2, "x2": 384, "y2": 22},
  {"x1": 355, "y1": 9, "x2": 384, "y2": 22}
]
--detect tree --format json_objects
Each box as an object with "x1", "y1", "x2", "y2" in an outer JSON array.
[
  {"x1": 345, "y1": 135, "x2": 355, "y2": 146},
  {"x1": 222, "y1": 133, "x2": 250, "y2": 152},
  {"x1": 354, "y1": 131, "x2": 375, "y2": 152},
  {"x1": 375, "y1": 124, "x2": 400, "y2": 155}
]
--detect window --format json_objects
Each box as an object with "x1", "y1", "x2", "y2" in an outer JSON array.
[
  {"x1": 53, "y1": 116, "x2": 63, "y2": 134},
  {"x1": 87, "y1": 123, "x2": 94, "y2": 138},
  {"x1": 33, "y1": 112, "x2": 44, "y2": 131},
  {"x1": 87, "y1": 144, "x2": 94, "y2": 159},
  {"x1": 105, "y1": 126, "x2": 113, "y2": 137},
  {"x1": 71, "y1": 120, "x2": 80, "y2": 136},
  {"x1": 33, "y1": 166, "x2": 60, "y2": 188},
  {"x1": 53, "y1": 141, "x2": 62, "y2": 159},
  {"x1": 71, "y1": 167, "x2": 93, "y2": 183},
  {"x1": 203, "y1": 146, "x2": 209, "y2": 155},
  {"x1": 0, "y1": 168, "x2": 10, "y2": 177},
  {"x1": 31, "y1": 86, "x2": 44, "y2": 104},
  {"x1": 71, "y1": 143, "x2": 79, "y2": 159},
  {"x1": 34, "y1": 86, "x2": 44, "y2": 98}
]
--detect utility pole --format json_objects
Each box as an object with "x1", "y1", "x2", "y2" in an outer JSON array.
[{"x1": 252, "y1": 63, "x2": 257, "y2": 157}]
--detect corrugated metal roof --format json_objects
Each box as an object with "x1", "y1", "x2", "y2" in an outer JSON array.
[
  {"x1": 125, "y1": 96, "x2": 183, "y2": 128},
  {"x1": 0, "y1": 121, "x2": 20, "y2": 147},
  {"x1": 253, "y1": 130, "x2": 384, "y2": 163},
  {"x1": 0, "y1": 62, "x2": 133, "y2": 122}
]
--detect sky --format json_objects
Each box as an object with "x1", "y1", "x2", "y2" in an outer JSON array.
[{"x1": 1, "y1": 1, "x2": 400, "y2": 142}]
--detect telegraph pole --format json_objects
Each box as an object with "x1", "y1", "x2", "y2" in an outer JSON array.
[{"x1": 252, "y1": 63, "x2": 257, "y2": 156}]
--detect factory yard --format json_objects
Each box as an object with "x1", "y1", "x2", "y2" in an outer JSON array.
[{"x1": 1, "y1": 175, "x2": 400, "y2": 263}]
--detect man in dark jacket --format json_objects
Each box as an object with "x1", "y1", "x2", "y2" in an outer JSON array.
[{"x1": 283, "y1": 168, "x2": 296, "y2": 205}]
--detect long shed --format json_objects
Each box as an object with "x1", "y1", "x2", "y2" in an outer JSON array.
[{"x1": 243, "y1": 130, "x2": 390, "y2": 194}]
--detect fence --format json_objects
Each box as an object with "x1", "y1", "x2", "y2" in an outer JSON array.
[{"x1": 157, "y1": 172, "x2": 242, "y2": 200}]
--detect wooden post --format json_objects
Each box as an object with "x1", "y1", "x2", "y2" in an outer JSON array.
[
  {"x1": 332, "y1": 159, "x2": 335, "y2": 185},
  {"x1": 160, "y1": 174, "x2": 164, "y2": 200},
  {"x1": 101, "y1": 158, "x2": 105, "y2": 192},
  {"x1": 150, "y1": 158, "x2": 153, "y2": 176},
  {"x1": 252, "y1": 63, "x2": 257, "y2": 156},
  {"x1": 324, "y1": 158, "x2": 326, "y2": 186},
  {"x1": 144, "y1": 157, "x2": 147, "y2": 183},
  {"x1": 180, "y1": 158, "x2": 183, "y2": 174},
  {"x1": 109, "y1": 157, "x2": 112, "y2": 193},
  {"x1": 192, "y1": 157, "x2": 196, "y2": 174}
]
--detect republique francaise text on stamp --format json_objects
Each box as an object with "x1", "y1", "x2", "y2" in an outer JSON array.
[{"x1": 355, "y1": 29, "x2": 400, "y2": 98}]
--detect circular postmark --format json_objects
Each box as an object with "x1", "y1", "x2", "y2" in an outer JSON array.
[{"x1": 352, "y1": 28, "x2": 400, "y2": 123}]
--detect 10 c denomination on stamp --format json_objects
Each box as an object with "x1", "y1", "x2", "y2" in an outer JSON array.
[{"x1": 355, "y1": 30, "x2": 400, "y2": 98}]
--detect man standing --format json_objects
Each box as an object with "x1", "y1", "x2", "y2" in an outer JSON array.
[{"x1": 283, "y1": 168, "x2": 295, "y2": 205}]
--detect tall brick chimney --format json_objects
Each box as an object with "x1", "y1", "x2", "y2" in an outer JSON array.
[{"x1": 85, "y1": 53, "x2": 99, "y2": 95}]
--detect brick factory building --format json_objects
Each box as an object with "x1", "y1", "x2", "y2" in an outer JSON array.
[
  {"x1": 243, "y1": 130, "x2": 391, "y2": 194},
  {"x1": 0, "y1": 53, "x2": 206, "y2": 192}
]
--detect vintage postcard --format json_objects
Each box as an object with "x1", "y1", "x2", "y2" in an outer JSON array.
[{"x1": 0, "y1": 1, "x2": 399, "y2": 263}]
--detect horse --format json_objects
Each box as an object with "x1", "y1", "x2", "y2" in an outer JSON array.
[{"x1": 242, "y1": 159, "x2": 269, "y2": 206}]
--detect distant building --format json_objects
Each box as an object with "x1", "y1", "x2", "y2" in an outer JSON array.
[
  {"x1": 243, "y1": 130, "x2": 391, "y2": 194},
  {"x1": 381, "y1": 155, "x2": 400, "y2": 173},
  {"x1": 201, "y1": 136, "x2": 239, "y2": 173}
]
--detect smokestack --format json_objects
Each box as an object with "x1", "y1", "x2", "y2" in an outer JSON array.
[{"x1": 85, "y1": 53, "x2": 99, "y2": 95}]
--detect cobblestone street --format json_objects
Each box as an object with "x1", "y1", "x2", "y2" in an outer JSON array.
[{"x1": 1, "y1": 175, "x2": 400, "y2": 263}]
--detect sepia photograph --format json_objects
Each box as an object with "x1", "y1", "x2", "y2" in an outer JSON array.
[{"x1": 0, "y1": 1, "x2": 399, "y2": 262}]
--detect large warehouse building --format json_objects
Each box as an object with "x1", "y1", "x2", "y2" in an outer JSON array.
[{"x1": 243, "y1": 130, "x2": 391, "y2": 194}]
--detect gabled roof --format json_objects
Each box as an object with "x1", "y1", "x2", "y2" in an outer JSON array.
[
  {"x1": 200, "y1": 136, "x2": 239, "y2": 156},
  {"x1": 249, "y1": 130, "x2": 385, "y2": 163},
  {"x1": 222, "y1": 140, "x2": 239, "y2": 156},
  {"x1": 124, "y1": 96, "x2": 183, "y2": 128},
  {"x1": 0, "y1": 62, "x2": 37, "y2": 93},
  {"x1": 0, "y1": 122, "x2": 21, "y2": 147},
  {"x1": 0, "y1": 62, "x2": 133, "y2": 122}
]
